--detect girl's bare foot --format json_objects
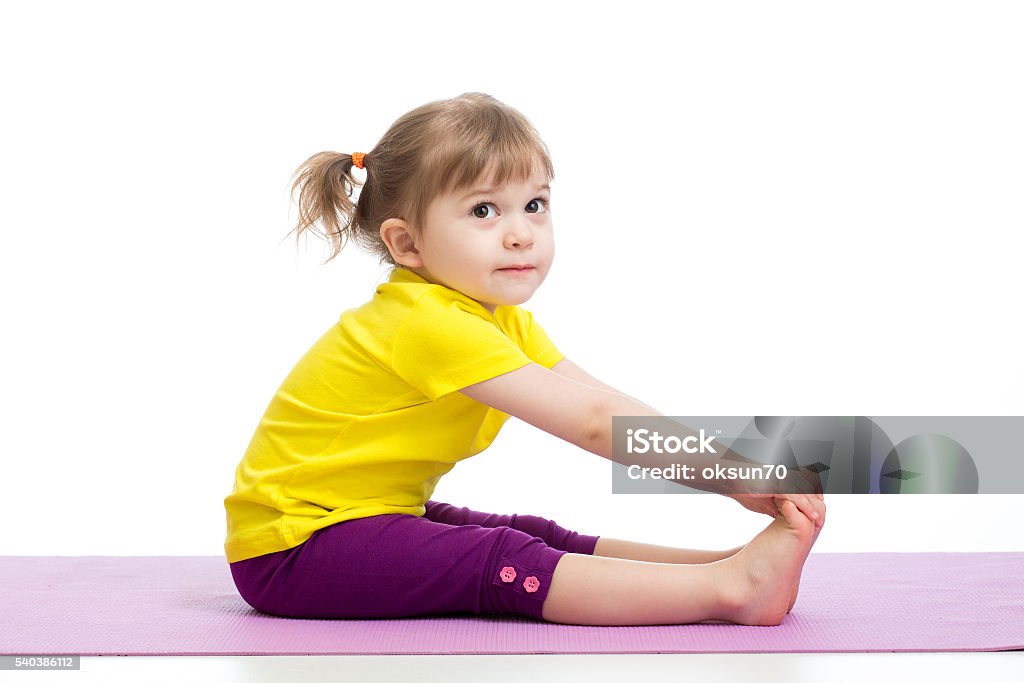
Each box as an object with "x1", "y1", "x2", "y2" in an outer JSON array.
[
  {"x1": 728, "y1": 539, "x2": 803, "y2": 614},
  {"x1": 786, "y1": 522, "x2": 821, "y2": 613},
  {"x1": 720, "y1": 500, "x2": 815, "y2": 626},
  {"x1": 736, "y1": 511, "x2": 823, "y2": 614}
]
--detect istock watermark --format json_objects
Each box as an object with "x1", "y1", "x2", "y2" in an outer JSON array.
[
  {"x1": 625, "y1": 428, "x2": 718, "y2": 454},
  {"x1": 611, "y1": 416, "x2": 1024, "y2": 495}
]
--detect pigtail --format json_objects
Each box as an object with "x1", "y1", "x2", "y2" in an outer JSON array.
[{"x1": 286, "y1": 151, "x2": 365, "y2": 265}]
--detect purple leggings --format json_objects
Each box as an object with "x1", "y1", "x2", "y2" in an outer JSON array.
[{"x1": 229, "y1": 500, "x2": 601, "y2": 621}]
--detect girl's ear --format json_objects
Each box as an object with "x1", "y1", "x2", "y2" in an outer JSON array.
[{"x1": 380, "y1": 218, "x2": 423, "y2": 268}]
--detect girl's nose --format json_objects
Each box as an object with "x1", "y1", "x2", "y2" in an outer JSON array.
[{"x1": 504, "y1": 218, "x2": 534, "y2": 249}]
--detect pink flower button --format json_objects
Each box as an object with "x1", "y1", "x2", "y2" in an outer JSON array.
[
  {"x1": 523, "y1": 576, "x2": 540, "y2": 593},
  {"x1": 499, "y1": 566, "x2": 517, "y2": 583}
]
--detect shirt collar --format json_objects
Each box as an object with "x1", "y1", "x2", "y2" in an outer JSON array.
[
  {"x1": 385, "y1": 267, "x2": 502, "y2": 319},
  {"x1": 387, "y1": 267, "x2": 431, "y2": 285}
]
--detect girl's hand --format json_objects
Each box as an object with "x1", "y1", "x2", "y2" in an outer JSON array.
[
  {"x1": 728, "y1": 492, "x2": 826, "y2": 530},
  {"x1": 723, "y1": 462, "x2": 825, "y2": 526}
]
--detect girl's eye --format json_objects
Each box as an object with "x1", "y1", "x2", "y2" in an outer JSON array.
[
  {"x1": 471, "y1": 197, "x2": 550, "y2": 219},
  {"x1": 471, "y1": 203, "x2": 497, "y2": 219}
]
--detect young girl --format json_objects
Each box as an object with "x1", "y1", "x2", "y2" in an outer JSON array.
[{"x1": 224, "y1": 92, "x2": 826, "y2": 626}]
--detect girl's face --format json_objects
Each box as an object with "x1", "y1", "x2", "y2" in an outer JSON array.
[{"x1": 411, "y1": 160, "x2": 554, "y2": 313}]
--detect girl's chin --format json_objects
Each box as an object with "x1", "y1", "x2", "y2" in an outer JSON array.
[{"x1": 493, "y1": 293, "x2": 534, "y2": 307}]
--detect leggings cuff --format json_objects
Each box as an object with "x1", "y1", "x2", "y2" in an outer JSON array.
[{"x1": 570, "y1": 532, "x2": 601, "y2": 555}]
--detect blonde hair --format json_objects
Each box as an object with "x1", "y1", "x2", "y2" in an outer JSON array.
[{"x1": 287, "y1": 92, "x2": 555, "y2": 266}]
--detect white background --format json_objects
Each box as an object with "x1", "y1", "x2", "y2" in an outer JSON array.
[{"x1": 2, "y1": 0, "x2": 1021, "y2": 558}]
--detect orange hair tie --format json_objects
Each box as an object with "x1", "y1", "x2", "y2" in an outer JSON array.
[{"x1": 351, "y1": 152, "x2": 366, "y2": 169}]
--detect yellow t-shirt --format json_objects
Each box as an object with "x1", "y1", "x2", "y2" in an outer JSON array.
[{"x1": 223, "y1": 266, "x2": 565, "y2": 563}]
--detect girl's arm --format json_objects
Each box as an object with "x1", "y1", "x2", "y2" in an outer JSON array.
[
  {"x1": 460, "y1": 363, "x2": 733, "y2": 495},
  {"x1": 458, "y1": 362, "x2": 662, "y2": 462},
  {"x1": 550, "y1": 357, "x2": 661, "y2": 413},
  {"x1": 550, "y1": 357, "x2": 625, "y2": 396}
]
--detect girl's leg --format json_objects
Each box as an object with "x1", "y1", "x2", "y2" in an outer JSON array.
[
  {"x1": 421, "y1": 500, "x2": 808, "y2": 617},
  {"x1": 590, "y1": 526, "x2": 822, "y2": 615},
  {"x1": 543, "y1": 553, "x2": 734, "y2": 626},
  {"x1": 541, "y1": 500, "x2": 816, "y2": 626},
  {"x1": 592, "y1": 537, "x2": 745, "y2": 564},
  {"x1": 424, "y1": 501, "x2": 743, "y2": 564},
  {"x1": 423, "y1": 500, "x2": 599, "y2": 555},
  {"x1": 591, "y1": 539, "x2": 819, "y2": 616}
]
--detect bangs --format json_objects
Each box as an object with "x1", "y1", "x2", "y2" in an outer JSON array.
[
  {"x1": 402, "y1": 99, "x2": 555, "y2": 231},
  {"x1": 435, "y1": 132, "x2": 553, "y2": 196}
]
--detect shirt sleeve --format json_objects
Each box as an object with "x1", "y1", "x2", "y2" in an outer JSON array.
[
  {"x1": 518, "y1": 307, "x2": 564, "y2": 370},
  {"x1": 391, "y1": 288, "x2": 537, "y2": 401}
]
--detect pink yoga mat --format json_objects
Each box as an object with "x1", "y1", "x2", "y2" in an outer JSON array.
[{"x1": 1, "y1": 553, "x2": 1021, "y2": 655}]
